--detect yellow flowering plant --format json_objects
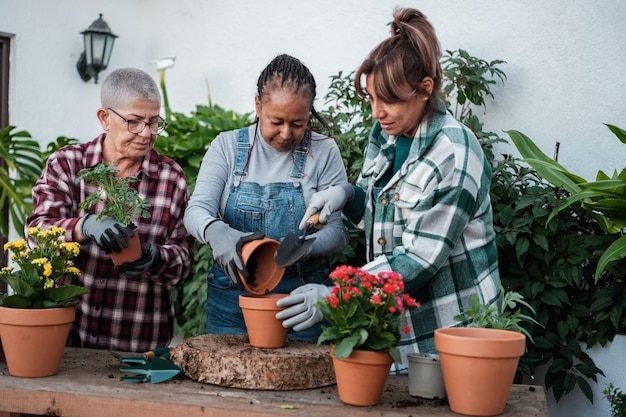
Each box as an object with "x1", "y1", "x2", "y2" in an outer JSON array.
[{"x1": 0, "y1": 226, "x2": 87, "y2": 308}]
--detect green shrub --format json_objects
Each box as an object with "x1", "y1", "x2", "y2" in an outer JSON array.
[{"x1": 155, "y1": 99, "x2": 252, "y2": 338}]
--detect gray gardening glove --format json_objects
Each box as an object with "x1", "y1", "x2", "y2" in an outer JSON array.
[
  {"x1": 275, "y1": 283, "x2": 331, "y2": 331},
  {"x1": 81, "y1": 214, "x2": 134, "y2": 254},
  {"x1": 116, "y1": 243, "x2": 161, "y2": 278},
  {"x1": 299, "y1": 183, "x2": 354, "y2": 230},
  {"x1": 204, "y1": 220, "x2": 265, "y2": 289}
]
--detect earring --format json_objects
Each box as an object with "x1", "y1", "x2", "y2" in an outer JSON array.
[{"x1": 423, "y1": 96, "x2": 429, "y2": 102}]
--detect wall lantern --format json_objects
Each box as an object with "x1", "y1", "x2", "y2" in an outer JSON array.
[{"x1": 76, "y1": 14, "x2": 118, "y2": 84}]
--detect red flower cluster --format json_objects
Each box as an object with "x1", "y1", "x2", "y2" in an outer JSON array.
[
  {"x1": 327, "y1": 265, "x2": 419, "y2": 317},
  {"x1": 317, "y1": 265, "x2": 420, "y2": 360}
]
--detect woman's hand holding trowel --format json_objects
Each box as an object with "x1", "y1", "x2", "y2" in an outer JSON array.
[{"x1": 298, "y1": 183, "x2": 355, "y2": 230}]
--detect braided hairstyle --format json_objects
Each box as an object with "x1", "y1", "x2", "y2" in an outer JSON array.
[
  {"x1": 256, "y1": 54, "x2": 329, "y2": 132},
  {"x1": 355, "y1": 7, "x2": 442, "y2": 122}
]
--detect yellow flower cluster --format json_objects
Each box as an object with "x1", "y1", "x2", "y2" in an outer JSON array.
[{"x1": 1, "y1": 226, "x2": 81, "y2": 288}]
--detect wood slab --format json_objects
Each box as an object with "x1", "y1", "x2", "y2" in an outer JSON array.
[{"x1": 170, "y1": 334, "x2": 336, "y2": 390}]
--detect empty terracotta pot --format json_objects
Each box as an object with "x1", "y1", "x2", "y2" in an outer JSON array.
[
  {"x1": 435, "y1": 327, "x2": 526, "y2": 416},
  {"x1": 238, "y1": 238, "x2": 285, "y2": 295},
  {"x1": 239, "y1": 293, "x2": 289, "y2": 348}
]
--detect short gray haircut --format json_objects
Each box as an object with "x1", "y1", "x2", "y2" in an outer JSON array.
[{"x1": 100, "y1": 68, "x2": 161, "y2": 109}]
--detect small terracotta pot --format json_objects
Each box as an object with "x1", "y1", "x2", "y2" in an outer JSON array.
[
  {"x1": 407, "y1": 352, "x2": 446, "y2": 399},
  {"x1": 110, "y1": 228, "x2": 142, "y2": 265},
  {"x1": 238, "y1": 238, "x2": 285, "y2": 295},
  {"x1": 331, "y1": 346, "x2": 394, "y2": 406},
  {"x1": 239, "y1": 293, "x2": 289, "y2": 348},
  {"x1": 0, "y1": 306, "x2": 75, "y2": 377},
  {"x1": 435, "y1": 327, "x2": 526, "y2": 416}
]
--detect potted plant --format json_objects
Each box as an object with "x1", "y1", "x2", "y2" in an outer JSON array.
[
  {"x1": 434, "y1": 289, "x2": 538, "y2": 416},
  {"x1": 0, "y1": 226, "x2": 87, "y2": 377},
  {"x1": 316, "y1": 265, "x2": 420, "y2": 406},
  {"x1": 76, "y1": 162, "x2": 151, "y2": 264}
]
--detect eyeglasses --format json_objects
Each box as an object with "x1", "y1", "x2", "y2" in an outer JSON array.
[{"x1": 107, "y1": 108, "x2": 167, "y2": 134}]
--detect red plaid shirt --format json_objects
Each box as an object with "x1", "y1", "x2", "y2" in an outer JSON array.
[{"x1": 27, "y1": 134, "x2": 194, "y2": 352}]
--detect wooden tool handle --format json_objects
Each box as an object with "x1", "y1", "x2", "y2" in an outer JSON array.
[{"x1": 306, "y1": 213, "x2": 320, "y2": 227}]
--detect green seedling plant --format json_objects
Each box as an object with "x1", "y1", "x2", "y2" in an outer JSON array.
[
  {"x1": 76, "y1": 162, "x2": 150, "y2": 226},
  {"x1": 454, "y1": 288, "x2": 540, "y2": 343}
]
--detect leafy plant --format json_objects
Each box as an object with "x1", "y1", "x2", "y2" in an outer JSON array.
[
  {"x1": 154, "y1": 72, "x2": 253, "y2": 337},
  {"x1": 508, "y1": 125, "x2": 626, "y2": 281},
  {"x1": 441, "y1": 49, "x2": 508, "y2": 162},
  {"x1": 0, "y1": 126, "x2": 42, "y2": 238},
  {"x1": 490, "y1": 150, "x2": 623, "y2": 402},
  {"x1": 454, "y1": 288, "x2": 540, "y2": 342},
  {"x1": 442, "y1": 49, "x2": 507, "y2": 123},
  {"x1": 604, "y1": 383, "x2": 626, "y2": 417},
  {"x1": 0, "y1": 226, "x2": 87, "y2": 308},
  {"x1": 76, "y1": 162, "x2": 151, "y2": 226},
  {"x1": 316, "y1": 265, "x2": 420, "y2": 363},
  {"x1": 316, "y1": 70, "x2": 373, "y2": 184}
]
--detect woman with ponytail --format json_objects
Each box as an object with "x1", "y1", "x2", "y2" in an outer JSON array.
[{"x1": 292, "y1": 8, "x2": 502, "y2": 373}]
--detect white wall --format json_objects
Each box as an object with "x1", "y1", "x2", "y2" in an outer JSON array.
[{"x1": 2, "y1": 1, "x2": 625, "y2": 180}]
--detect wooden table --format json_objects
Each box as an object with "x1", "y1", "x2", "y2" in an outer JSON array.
[{"x1": 0, "y1": 347, "x2": 548, "y2": 417}]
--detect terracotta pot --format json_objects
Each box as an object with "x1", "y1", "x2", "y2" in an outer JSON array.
[
  {"x1": 0, "y1": 306, "x2": 75, "y2": 377},
  {"x1": 407, "y1": 352, "x2": 446, "y2": 399},
  {"x1": 331, "y1": 347, "x2": 393, "y2": 406},
  {"x1": 238, "y1": 238, "x2": 285, "y2": 295},
  {"x1": 434, "y1": 327, "x2": 526, "y2": 416},
  {"x1": 109, "y1": 227, "x2": 142, "y2": 265},
  {"x1": 239, "y1": 293, "x2": 289, "y2": 348}
]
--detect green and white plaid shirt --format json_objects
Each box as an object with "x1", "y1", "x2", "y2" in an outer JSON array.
[{"x1": 356, "y1": 100, "x2": 501, "y2": 373}]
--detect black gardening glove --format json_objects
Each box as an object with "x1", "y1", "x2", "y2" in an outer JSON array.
[
  {"x1": 228, "y1": 231, "x2": 266, "y2": 290},
  {"x1": 81, "y1": 214, "x2": 134, "y2": 254},
  {"x1": 116, "y1": 243, "x2": 161, "y2": 277}
]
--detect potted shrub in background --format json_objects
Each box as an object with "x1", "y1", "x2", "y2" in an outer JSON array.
[
  {"x1": 76, "y1": 162, "x2": 151, "y2": 265},
  {"x1": 316, "y1": 265, "x2": 420, "y2": 406},
  {"x1": 0, "y1": 226, "x2": 87, "y2": 377},
  {"x1": 435, "y1": 290, "x2": 538, "y2": 416}
]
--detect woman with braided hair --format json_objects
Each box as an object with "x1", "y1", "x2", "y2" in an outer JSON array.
[
  {"x1": 184, "y1": 54, "x2": 348, "y2": 341},
  {"x1": 294, "y1": 7, "x2": 502, "y2": 372}
]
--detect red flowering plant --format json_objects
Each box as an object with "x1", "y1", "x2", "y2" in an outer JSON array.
[{"x1": 316, "y1": 265, "x2": 420, "y2": 363}]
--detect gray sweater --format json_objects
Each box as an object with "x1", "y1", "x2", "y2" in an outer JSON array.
[{"x1": 184, "y1": 125, "x2": 349, "y2": 259}]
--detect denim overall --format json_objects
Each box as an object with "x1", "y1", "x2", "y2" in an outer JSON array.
[{"x1": 205, "y1": 127, "x2": 331, "y2": 342}]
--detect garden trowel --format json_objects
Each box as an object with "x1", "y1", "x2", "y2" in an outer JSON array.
[
  {"x1": 117, "y1": 347, "x2": 181, "y2": 384},
  {"x1": 275, "y1": 214, "x2": 319, "y2": 268}
]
